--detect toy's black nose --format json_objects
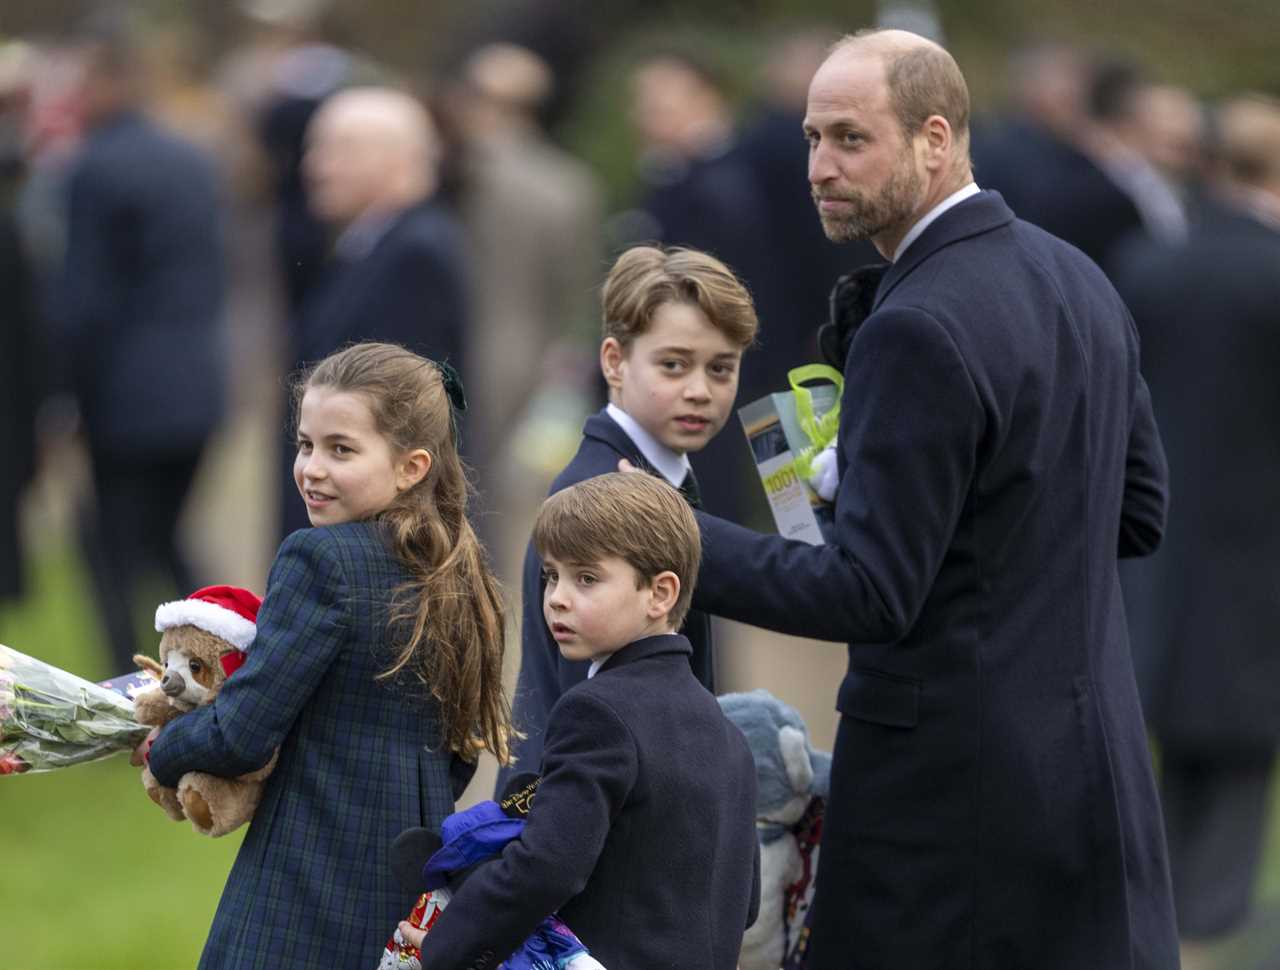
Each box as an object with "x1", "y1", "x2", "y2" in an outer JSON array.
[{"x1": 161, "y1": 671, "x2": 186, "y2": 697}]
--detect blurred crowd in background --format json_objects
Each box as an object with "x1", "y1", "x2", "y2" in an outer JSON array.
[{"x1": 2, "y1": 0, "x2": 1279, "y2": 962}]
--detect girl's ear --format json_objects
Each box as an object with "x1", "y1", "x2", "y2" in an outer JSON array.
[
  {"x1": 600, "y1": 337, "x2": 627, "y2": 394},
  {"x1": 396, "y1": 448, "x2": 432, "y2": 492},
  {"x1": 646, "y1": 570, "x2": 680, "y2": 621}
]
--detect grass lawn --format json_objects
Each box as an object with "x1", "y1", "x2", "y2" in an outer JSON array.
[{"x1": 3, "y1": 542, "x2": 1279, "y2": 969}]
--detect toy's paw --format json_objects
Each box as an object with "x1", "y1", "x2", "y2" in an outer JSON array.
[
  {"x1": 142, "y1": 767, "x2": 187, "y2": 822},
  {"x1": 131, "y1": 688, "x2": 175, "y2": 727},
  {"x1": 179, "y1": 773, "x2": 255, "y2": 838},
  {"x1": 178, "y1": 777, "x2": 216, "y2": 834}
]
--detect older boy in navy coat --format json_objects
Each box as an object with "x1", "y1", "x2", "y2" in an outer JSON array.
[
  {"x1": 687, "y1": 30, "x2": 1178, "y2": 970},
  {"x1": 500, "y1": 246, "x2": 758, "y2": 786},
  {"x1": 410, "y1": 473, "x2": 760, "y2": 969}
]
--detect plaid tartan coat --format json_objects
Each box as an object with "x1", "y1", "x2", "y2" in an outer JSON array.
[{"x1": 148, "y1": 521, "x2": 464, "y2": 969}]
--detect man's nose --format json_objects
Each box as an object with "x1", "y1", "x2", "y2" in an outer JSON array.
[{"x1": 809, "y1": 141, "x2": 835, "y2": 186}]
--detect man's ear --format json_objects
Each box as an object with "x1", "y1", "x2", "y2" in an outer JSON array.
[
  {"x1": 918, "y1": 114, "x2": 953, "y2": 171},
  {"x1": 646, "y1": 570, "x2": 681, "y2": 620},
  {"x1": 396, "y1": 448, "x2": 432, "y2": 492},
  {"x1": 600, "y1": 337, "x2": 627, "y2": 394}
]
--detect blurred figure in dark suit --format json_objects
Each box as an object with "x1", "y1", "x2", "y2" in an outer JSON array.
[
  {"x1": 1, "y1": 46, "x2": 45, "y2": 606},
  {"x1": 973, "y1": 42, "x2": 1147, "y2": 274},
  {"x1": 622, "y1": 50, "x2": 771, "y2": 526},
  {"x1": 52, "y1": 21, "x2": 227, "y2": 670},
  {"x1": 1113, "y1": 94, "x2": 1280, "y2": 967},
  {"x1": 278, "y1": 86, "x2": 468, "y2": 539}
]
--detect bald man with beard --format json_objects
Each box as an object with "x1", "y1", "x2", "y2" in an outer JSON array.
[
  {"x1": 279, "y1": 86, "x2": 469, "y2": 539},
  {"x1": 684, "y1": 29, "x2": 1178, "y2": 968}
]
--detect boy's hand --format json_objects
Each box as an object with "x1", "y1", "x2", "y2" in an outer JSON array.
[
  {"x1": 398, "y1": 921, "x2": 427, "y2": 949},
  {"x1": 617, "y1": 458, "x2": 643, "y2": 474}
]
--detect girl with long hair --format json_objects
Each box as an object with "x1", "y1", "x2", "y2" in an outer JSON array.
[{"x1": 143, "y1": 341, "x2": 513, "y2": 969}]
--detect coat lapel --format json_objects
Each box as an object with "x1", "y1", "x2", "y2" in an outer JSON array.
[
  {"x1": 581, "y1": 410, "x2": 659, "y2": 476},
  {"x1": 873, "y1": 190, "x2": 1016, "y2": 310}
]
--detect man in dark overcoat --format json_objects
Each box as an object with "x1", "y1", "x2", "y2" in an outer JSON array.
[{"x1": 687, "y1": 29, "x2": 1179, "y2": 969}]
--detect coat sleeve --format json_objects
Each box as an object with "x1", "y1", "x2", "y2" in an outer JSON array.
[
  {"x1": 1118, "y1": 372, "x2": 1168, "y2": 557},
  {"x1": 693, "y1": 305, "x2": 982, "y2": 644},
  {"x1": 419, "y1": 690, "x2": 638, "y2": 970},
  {"x1": 147, "y1": 529, "x2": 351, "y2": 785}
]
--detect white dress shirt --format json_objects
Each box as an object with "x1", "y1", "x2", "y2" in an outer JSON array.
[
  {"x1": 893, "y1": 182, "x2": 982, "y2": 262},
  {"x1": 606, "y1": 403, "x2": 691, "y2": 488}
]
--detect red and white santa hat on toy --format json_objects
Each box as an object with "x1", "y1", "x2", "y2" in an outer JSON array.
[{"x1": 154, "y1": 585, "x2": 262, "y2": 676}]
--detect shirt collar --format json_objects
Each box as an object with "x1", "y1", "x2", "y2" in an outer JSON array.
[
  {"x1": 893, "y1": 182, "x2": 981, "y2": 262},
  {"x1": 606, "y1": 403, "x2": 691, "y2": 487}
]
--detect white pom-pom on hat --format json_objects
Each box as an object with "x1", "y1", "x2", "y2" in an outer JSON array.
[{"x1": 154, "y1": 585, "x2": 262, "y2": 651}]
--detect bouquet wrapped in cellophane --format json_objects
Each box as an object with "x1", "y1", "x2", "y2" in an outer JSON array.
[{"x1": 0, "y1": 643, "x2": 151, "y2": 775}]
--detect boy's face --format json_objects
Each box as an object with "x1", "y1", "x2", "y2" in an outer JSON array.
[
  {"x1": 602, "y1": 301, "x2": 743, "y2": 454},
  {"x1": 542, "y1": 554, "x2": 679, "y2": 663}
]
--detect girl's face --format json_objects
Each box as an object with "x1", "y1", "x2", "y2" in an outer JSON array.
[{"x1": 293, "y1": 387, "x2": 430, "y2": 526}]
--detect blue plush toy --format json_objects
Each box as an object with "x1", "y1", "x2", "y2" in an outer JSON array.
[{"x1": 718, "y1": 689, "x2": 831, "y2": 970}]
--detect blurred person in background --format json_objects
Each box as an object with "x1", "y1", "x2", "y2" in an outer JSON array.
[
  {"x1": 231, "y1": 0, "x2": 362, "y2": 315},
  {"x1": 1081, "y1": 58, "x2": 1190, "y2": 247},
  {"x1": 278, "y1": 85, "x2": 468, "y2": 539},
  {"x1": 1113, "y1": 93, "x2": 1280, "y2": 969},
  {"x1": 0, "y1": 41, "x2": 46, "y2": 609},
  {"x1": 51, "y1": 16, "x2": 227, "y2": 672},
  {"x1": 441, "y1": 41, "x2": 602, "y2": 558},
  {"x1": 972, "y1": 41, "x2": 1147, "y2": 275},
  {"x1": 624, "y1": 48, "x2": 769, "y2": 526}
]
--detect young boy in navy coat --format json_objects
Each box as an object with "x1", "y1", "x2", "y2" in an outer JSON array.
[
  {"x1": 408, "y1": 472, "x2": 761, "y2": 969},
  {"x1": 501, "y1": 245, "x2": 758, "y2": 786}
]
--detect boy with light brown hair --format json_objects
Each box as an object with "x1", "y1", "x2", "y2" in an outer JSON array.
[
  {"x1": 414, "y1": 472, "x2": 759, "y2": 969},
  {"x1": 499, "y1": 245, "x2": 758, "y2": 786}
]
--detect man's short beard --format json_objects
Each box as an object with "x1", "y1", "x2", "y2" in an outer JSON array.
[{"x1": 814, "y1": 155, "x2": 923, "y2": 243}]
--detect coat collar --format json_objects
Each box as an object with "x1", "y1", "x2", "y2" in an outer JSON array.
[
  {"x1": 582, "y1": 409, "x2": 658, "y2": 475},
  {"x1": 873, "y1": 190, "x2": 1015, "y2": 310},
  {"x1": 597, "y1": 633, "x2": 693, "y2": 676}
]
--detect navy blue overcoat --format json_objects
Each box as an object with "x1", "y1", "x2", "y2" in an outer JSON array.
[{"x1": 693, "y1": 191, "x2": 1179, "y2": 969}]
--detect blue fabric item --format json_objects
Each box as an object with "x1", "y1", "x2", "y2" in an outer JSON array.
[
  {"x1": 504, "y1": 916, "x2": 587, "y2": 969},
  {"x1": 424, "y1": 801, "x2": 527, "y2": 889}
]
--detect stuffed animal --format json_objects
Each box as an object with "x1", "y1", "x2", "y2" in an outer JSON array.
[
  {"x1": 132, "y1": 585, "x2": 277, "y2": 837},
  {"x1": 718, "y1": 689, "x2": 831, "y2": 970}
]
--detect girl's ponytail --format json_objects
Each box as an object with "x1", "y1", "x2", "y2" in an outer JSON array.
[{"x1": 298, "y1": 342, "x2": 514, "y2": 763}]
